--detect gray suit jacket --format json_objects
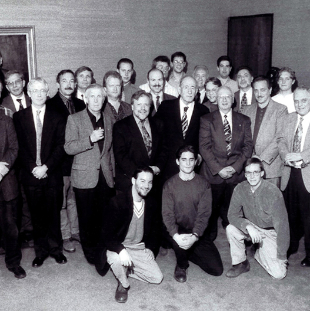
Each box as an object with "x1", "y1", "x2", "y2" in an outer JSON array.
[
  {"x1": 243, "y1": 99, "x2": 287, "y2": 178},
  {"x1": 278, "y1": 112, "x2": 310, "y2": 192},
  {"x1": 234, "y1": 89, "x2": 256, "y2": 113},
  {"x1": 64, "y1": 109, "x2": 114, "y2": 189},
  {"x1": 1, "y1": 94, "x2": 31, "y2": 113}
]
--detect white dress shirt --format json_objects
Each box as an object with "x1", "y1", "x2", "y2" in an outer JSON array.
[
  {"x1": 11, "y1": 93, "x2": 27, "y2": 110},
  {"x1": 179, "y1": 98, "x2": 194, "y2": 124},
  {"x1": 219, "y1": 109, "x2": 233, "y2": 132},
  {"x1": 31, "y1": 104, "x2": 46, "y2": 132}
]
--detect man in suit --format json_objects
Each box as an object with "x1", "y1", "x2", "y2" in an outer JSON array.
[
  {"x1": 98, "y1": 167, "x2": 163, "y2": 303},
  {"x1": 243, "y1": 76, "x2": 287, "y2": 187},
  {"x1": 64, "y1": 83, "x2": 115, "y2": 264},
  {"x1": 13, "y1": 77, "x2": 67, "y2": 268},
  {"x1": 234, "y1": 66, "x2": 255, "y2": 113},
  {"x1": 73, "y1": 66, "x2": 94, "y2": 101},
  {"x1": 168, "y1": 52, "x2": 187, "y2": 91},
  {"x1": 147, "y1": 68, "x2": 176, "y2": 116},
  {"x1": 156, "y1": 75, "x2": 209, "y2": 181},
  {"x1": 139, "y1": 56, "x2": 179, "y2": 98},
  {"x1": 46, "y1": 69, "x2": 85, "y2": 253},
  {"x1": 103, "y1": 71, "x2": 132, "y2": 126},
  {"x1": 113, "y1": 90, "x2": 165, "y2": 193},
  {"x1": 0, "y1": 107, "x2": 26, "y2": 278},
  {"x1": 278, "y1": 86, "x2": 310, "y2": 266},
  {"x1": 116, "y1": 58, "x2": 138, "y2": 104},
  {"x1": 199, "y1": 86, "x2": 253, "y2": 241},
  {"x1": 217, "y1": 56, "x2": 238, "y2": 94},
  {"x1": 2, "y1": 70, "x2": 31, "y2": 113},
  {"x1": 193, "y1": 65, "x2": 209, "y2": 105}
]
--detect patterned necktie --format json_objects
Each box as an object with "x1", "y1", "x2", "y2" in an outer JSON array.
[
  {"x1": 156, "y1": 96, "x2": 160, "y2": 111},
  {"x1": 293, "y1": 117, "x2": 303, "y2": 152},
  {"x1": 17, "y1": 98, "x2": 24, "y2": 111},
  {"x1": 36, "y1": 110, "x2": 43, "y2": 166},
  {"x1": 182, "y1": 107, "x2": 189, "y2": 139},
  {"x1": 141, "y1": 119, "x2": 152, "y2": 157},
  {"x1": 224, "y1": 115, "x2": 232, "y2": 155},
  {"x1": 240, "y1": 93, "x2": 247, "y2": 112}
]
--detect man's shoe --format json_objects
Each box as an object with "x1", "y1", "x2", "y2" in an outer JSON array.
[
  {"x1": 51, "y1": 253, "x2": 67, "y2": 264},
  {"x1": 71, "y1": 234, "x2": 80, "y2": 243},
  {"x1": 174, "y1": 265, "x2": 187, "y2": 283},
  {"x1": 63, "y1": 239, "x2": 76, "y2": 253},
  {"x1": 115, "y1": 281, "x2": 129, "y2": 303},
  {"x1": 226, "y1": 259, "x2": 250, "y2": 278},
  {"x1": 32, "y1": 256, "x2": 47, "y2": 268},
  {"x1": 8, "y1": 266, "x2": 26, "y2": 279},
  {"x1": 301, "y1": 257, "x2": 310, "y2": 267}
]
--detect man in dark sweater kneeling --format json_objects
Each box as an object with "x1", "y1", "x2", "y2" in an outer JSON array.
[{"x1": 162, "y1": 145, "x2": 223, "y2": 282}]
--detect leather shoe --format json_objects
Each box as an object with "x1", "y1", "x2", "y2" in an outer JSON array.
[
  {"x1": 8, "y1": 266, "x2": 26, "y2": 279},
  {"x1": 226, "y1": 259, "x2": 250, "y2": 278},
  {"x1": 51, "y1": 253, "x2": 67, "y2": 264},
  {"x1": 32, "y1": 256, "x2": 47, "y2": 268},
  {"x1": 174, "y1": 265, "x2": 187, "y2": 283},
  {"x1": 301, "y1": 257, "x2": 310, "y2": 267},
  {"x1": 63, "y1": 239, "x2": 76, "y2": 253},
  {"x1": 115, "y1": 281, "x2": 129, "y2": 303}
]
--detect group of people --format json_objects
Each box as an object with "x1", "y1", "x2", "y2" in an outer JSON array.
[{"x1": 0, "y1": 50, "x2": 309, "y2": 303}]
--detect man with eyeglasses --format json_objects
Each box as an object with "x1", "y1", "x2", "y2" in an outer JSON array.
[
  {"x1": 2, "y1": 70, "x2": 31, "y2": 113},
  {"x1": 168, "y1": 52, "x2": 187, "y2": 91},
  {"x1": 13, "y1": 78, "x2": 68, "y2": 268},
  {"x1": 199, "y1": 86, "x2": 253, "y2": 241},
  {"x1": 226, "y1": 157, "x2": 289, "y2": 279}
]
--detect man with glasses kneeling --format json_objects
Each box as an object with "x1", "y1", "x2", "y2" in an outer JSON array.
[{"x1": 226, "y1": 157, "x2": 289, "y2": 279}]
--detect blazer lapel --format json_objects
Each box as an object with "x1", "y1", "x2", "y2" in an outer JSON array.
[
  {"x1": 130, "y1": 115, "x2": 149, "y2": 158},
  {"x1": 41, "y1": 108, "x2": 53, "y2": 155}
]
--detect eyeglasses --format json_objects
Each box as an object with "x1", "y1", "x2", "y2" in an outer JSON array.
[
  {"x1": 173, "y1": 60, "x2": 185, "y2": 65},
  {"x1": 218, "y1": 95, "x2": 232, "y2": 100},
  {"x1": 245, "y1": 171, "x2": 261, "y2": 177},
  {"x1": 7, "y1": 79, "x2": 23, "y2": 87},
  {"x1": 31, "y1": 89, "x2": 48, "y2": 95}
]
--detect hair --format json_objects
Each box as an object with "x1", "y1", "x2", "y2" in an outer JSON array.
[
  {"x1": 216, "y1": 85, "x2": 233, "y2": 97},
  {"x1": 152, "y1": 55, "x2": 170, "y2": 68},
  {"x1": 205, "y1": 77, "x2": 222, "y2": 88},
  {"x1": 171, "y1": 51, "x2": 187, "y2": 63},
  {"x1": 193, "y1": 65, "x2": 209, "y2": 77},
  {"x1": 147, "y1": 68, "x2": 163, "y2": 81},
  {"x1": 74, "y1": 66, "x2": 94, "y2": 81},
  {"x1": 252, "y1": 75, "x2": 271, "y2": 89},
  {"x1": 179, "y1": 75, "x2": 197, "y2": 88},
  {"x1": 27, "y1": 77, "x2": 49, "y2": 93},
  {"x1": 4, "y1": 70, "x2": 24, "y2": 83},
  {"x1": 294, "y1": 86, "x2": 310, "y2": 98},
  {"x1": 132, "y1": 166, "x2": 154, "y2": 179},
  {"x1": 244, "y1": 157, "x2": 265, "y2": 176},
  {"x1": 236, "y1": 66, "x2": 253, "y2": 77},
  {"x1": 117, "y1": 58, "x2": 134, "y2": 70},
  {"x1": 102, "y1": 70, "x2": 122, "y2": 87},
  {"x1": 217, "y1": 55, "x2": 232, "y2": 67},
  {"x1": 84, "y1": 83, "x2": 106, "y2": 99},
  {"x1": 130, "y1": 89, "x2": 152, "y2": 105},
  {"x1": 56, "y1": 69, "x2": 74, "y2": 84},
  {"x1": 176, "y1": 145, "x2": 198, "y2": 160}
]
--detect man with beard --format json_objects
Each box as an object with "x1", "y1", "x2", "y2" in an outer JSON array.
[
  {"x1": 46, "y1": 70, "x2": 85, "y2": 253},
  {"x1": 146, "y1": 68, "x2": 176, "y2": 116},
  {"x1": 98, "y1": 167, "x2": 163, "y2": 303}
]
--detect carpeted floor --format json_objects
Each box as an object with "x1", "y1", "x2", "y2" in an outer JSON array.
[{"x1": 0, "y1": 225, "x2": 309, "y2": 311}]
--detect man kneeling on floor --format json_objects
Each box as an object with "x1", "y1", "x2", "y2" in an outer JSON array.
[
  {"x1": 103, "y1": 167, "x2": 163, "y2": 303},
  {"x1": 226, "y1": 157, "x2": 289, "y2": 279},
  {"x1": 162, "y1": 145, "x2": 223, "y2": 282}
]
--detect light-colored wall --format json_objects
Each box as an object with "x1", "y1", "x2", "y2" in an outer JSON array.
[{"x1": 0, "y1": 0, "x2": 309, "y2": 96}]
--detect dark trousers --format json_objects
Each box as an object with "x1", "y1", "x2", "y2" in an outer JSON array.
[
  {"x1": 0, "y1": 198, "x2": 22, "y2": 268},
  {"x1": 169, "y1": 229, "x2": 223, "y2": 276},
  {"x1": 24, "y1": 185, "x2": 63, "y2": 258},
  {"x1": 205, "y1": 182, "x2": 237, "y2": 241},
  {"x1": 283, "y1": 168, "x2": 310, "y2": 258},
  {"x1": 74, "y1": 171, "x2": 115, "y2": 264}
]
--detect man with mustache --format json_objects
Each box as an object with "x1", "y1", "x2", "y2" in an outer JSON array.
[{"x1": 46, "y1": 70, "x2": 85, "y2": 253}]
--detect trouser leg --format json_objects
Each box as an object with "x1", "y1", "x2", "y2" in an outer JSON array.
[{"x1": 226, "y1": 224, "x2": 247, "y2": 265}]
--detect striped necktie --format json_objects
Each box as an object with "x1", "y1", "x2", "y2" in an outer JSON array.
[
  {"x1": 293, "y1": 117, "x2": 303, "y2": 152},
  {"x1": 182, "y1": 107, "x2": 189, "y2": 139},
  {"x1": 224, "y1": 115, "x2": 232, "y2": 155}
]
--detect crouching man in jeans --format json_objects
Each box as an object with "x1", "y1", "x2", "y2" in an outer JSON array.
[
  {"x1": 226, "y1": 157, "x2": 289, "y2": 279},
  {"x1": 101, "y1": 167, "x2": 163, "y2": 303}
]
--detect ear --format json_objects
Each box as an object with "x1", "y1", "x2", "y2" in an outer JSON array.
[
  {"x1": 260, "y1": 171, "x2": 265, "y2": 178},
  {"x1": 131, "y1": 177, "x2": 136, "y2": 186},
  {"x1": 176, "y1": 159, "x2": 179, "y2": 166},
  {"x1": 217, "y1": 67, "x2": 220, "y2": 72},
  {"x1": 22, "y1": 80, "x2": 26, "y2": 88}
]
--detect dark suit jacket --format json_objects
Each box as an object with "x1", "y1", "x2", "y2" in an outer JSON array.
[
  {"x1": 0, "y1": 110, "x2": 19, "y2": 201},
  {"x1": 2, "y1": 94, "x2": 31, "y2": 113},
  {"x1": 155, "y1": 97, "x2": 209, "y2": 180},
  {"x1": 13, "y1": 105, "x2": 66, "y2": 187},
  {"x1": 113, "y1": 115, "x2": 165, "y2": 191},
  {"x1": 233, "y1": 89, "x2": 256, "y2": 113},
  {"x1": 199, "y1": 110, "x2": 253, "y2": 184},
  {"x1": 194, "y1": 90, "x2": 208, "y2": 105},
  {"x1": 46, "y1": 92, "x2": 86, "y2": 176}
]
